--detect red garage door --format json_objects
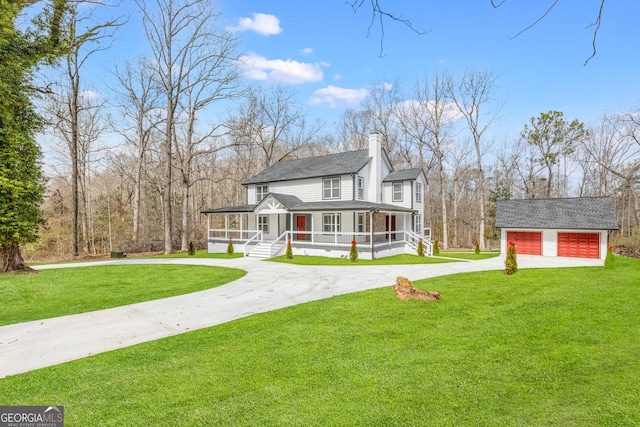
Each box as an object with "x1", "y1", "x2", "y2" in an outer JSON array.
[
  {"x1": 557, "y1": 233, "x2": 600, "y2": 259},
  {"x1": 506, "y1": 231, "x2": 542, "y2": 255}
]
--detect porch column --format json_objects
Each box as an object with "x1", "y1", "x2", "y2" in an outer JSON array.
[
  {"x1": 225, "y1": 214, "x2": 229, "y2": 239},
  {"x1": 240, "y1": 214, "x2": 244, "y2": 240},
  {"x1": 370, "y1": 210, "x2": 375, "y2": 260},
  {"x1": 311, "y1": 215, "x2": 315, "y2": 244}
]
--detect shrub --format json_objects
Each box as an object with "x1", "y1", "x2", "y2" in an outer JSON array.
[
  {"x1": 188, "y1": 241, "x2": 196, "y2": 256},
  {"x1": 504, "y1": 241, "x2": 517, "y2": 275},
  {"x1": 433, "y1": 239, "x2": 440, "y2": 255},
  {"x1": 605, "y1": 244, "x2": 615, "y2": 268},
  {"x1": 417, "y1": 238, "x2": 425, "y2": 257},
  {"x1": 286, "y1": 240, "x2": 293, "y2": 259},
  {"x1": 227, "y1": 238, "x2": 234, "y2": 255},
  {"x1": 475, "y1": 240, "x2": 480, "y2": 255},
  {"x1": 349, "y1": 240, "x2": 358, "y2": 262}
]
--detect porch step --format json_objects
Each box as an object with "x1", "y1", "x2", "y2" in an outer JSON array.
[{"x1": 248, "y1": 242, "x2": 284, "y2": 258}]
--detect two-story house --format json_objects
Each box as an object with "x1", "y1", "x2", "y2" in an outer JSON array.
[{"x1": 202, "y1": 133, "x2": 430, "y2": 259}]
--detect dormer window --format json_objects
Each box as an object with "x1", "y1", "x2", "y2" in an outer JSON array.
[
  {"x1": 256, "y1": 184, "x2": 269, "y2": 202},
  {"x1": 392, "y1": 182, "x2": 403, "y2": 202},
  {"x1": 323, "y1": 177, "x2": 340, "y2": 199}
]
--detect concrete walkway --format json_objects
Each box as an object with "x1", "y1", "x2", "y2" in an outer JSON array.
[{"x1": 0, "y1": 255, "x2": 602, "y2": 378}]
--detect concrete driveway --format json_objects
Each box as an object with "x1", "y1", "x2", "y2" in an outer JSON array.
[{"x1": 0, "y1": 255, "x2": 602, "y2": 378}]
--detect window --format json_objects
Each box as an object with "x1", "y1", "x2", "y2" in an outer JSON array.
[
  {"x1": 415, "y1": 182, "x2": 423, "y2": 203},
  {"x1": 323, "y1": 177, "x2": 340, "y2": 199},
  {"x1": 258, "y1": 215, "x2": 269, "y2": 234},
  {"x1": 392, "y1": 182, "x2": 403, "y2": 202},
  {"x1": 357, "y1": 176, "x2": 364, "y2": 200},
  {"x1": 256, "y1": 184, "x2": 269, "y2": 202},
  {"x1": 323, "y1": 213, "x2": 341, "y2": 233},
  {"x1": 414, "y1": 214, "x2": 422, "y2": 233},
  {"x1": 357, "y1": 213, "x2": 365, "y2": 233}
]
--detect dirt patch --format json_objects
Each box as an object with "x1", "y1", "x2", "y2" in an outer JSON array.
[{"x1": 393, "y1": 276, "x2": 440, "y2": 301}]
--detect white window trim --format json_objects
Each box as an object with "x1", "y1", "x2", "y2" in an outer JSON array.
[
  {"x1": 256, "y1": 184, "x2": 269, "y2": 202},
  {"x1": 357, "y1": 176, "x2": 364, "y2": 200},
  {"x1": 415, "y1": 182, "x2": 423, "y2": 203},
  {"x1": 414, "y1": 214, "x2": 422, "y2": 233},
  {"x1": 392, "y1": 182, "x2": 403, "y2": 202},
  {"x1": 323, "y1": 177, "x2": 341, "y2": 200},
  {"x1": 322, "y1": 213, "x2": 341, "y2": 233},
  {"x1": 357, "y1": 213, "x2": 365, "y2": 233},
  {"x1": 258, "y1": 214, "x2": 269, "y2": 234}
]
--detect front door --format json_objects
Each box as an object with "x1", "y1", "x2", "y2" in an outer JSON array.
[{"x1": 296, "y1": 215, "x2": 306, "y2": 241}]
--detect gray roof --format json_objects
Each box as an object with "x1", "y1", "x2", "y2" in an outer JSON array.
[
  {"x1": 201, "y1": 204, "x2": 256, "y2": 214},
  {"x1": 243, "y1": 150, "x2": 370, "y2": 184},
  {"x1": 289, "y1": 200, "x2": 415, "y2": 213},
  {"x1": 202, "y1": 199, "x2": 415, "y2": 214},
  {"x1": 384, "y1": 168, "x2": 423, "y2": 182},
  {"x1": 256, "y1": 193, "x2": 303, "y2": 209},
  {"x1": 495, "y1": 197, "x2": 618, "y2": 230}
]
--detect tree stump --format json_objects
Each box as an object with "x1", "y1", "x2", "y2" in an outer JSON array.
[{"x1": 393, "y1": 276, "x2": 440, "y2": 301}]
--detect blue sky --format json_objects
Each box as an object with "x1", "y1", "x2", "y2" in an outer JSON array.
[{"x1": 53, "y1": 1, "x2": 640, "y2": 142}]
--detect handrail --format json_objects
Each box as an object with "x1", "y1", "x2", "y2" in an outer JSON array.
[
  {"x1": 268, "y1": 231, "x2": 289, "y2": 257},
  {"x1": 405, "y1": 230, "x2": 433, "y2": 256},
  {"x1": 242, "y1": 231, "x2": 263, "y2": 256}
]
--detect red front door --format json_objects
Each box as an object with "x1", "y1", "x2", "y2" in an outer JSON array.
[{"x1": 296, "y1": 215, "x2": 306, "y2": 241}]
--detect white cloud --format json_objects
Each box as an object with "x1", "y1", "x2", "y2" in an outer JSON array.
[
  {"x1": 231, "y1": 13, "x2": 282, "y2": 35},
  {"x1": 301, "y1": 47, "x2": 313, "y2": 55},
  {"x1": 309, "y1": 85, "x2": 370, "y2": 108},
  {"x1": 238, "y1": 53, "x2": 325, "y2": 84}
]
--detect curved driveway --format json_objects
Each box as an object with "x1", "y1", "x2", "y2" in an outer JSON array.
[{"x1": 0, "y1": 255, "x2": 602, "y2": 378}]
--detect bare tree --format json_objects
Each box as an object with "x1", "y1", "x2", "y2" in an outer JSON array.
[
  {"x1": 173, "y1": 17, "x2": 241, "y2": 250},
  {"x1": 580, "y1": 113, "x2": 640, "y2": 231},
  {"x1": 45, "y1": 2, "x2": 119, "y2": 256},
  {"x1": 137, "y1": 0, "x2": 236, "y2": 253},
  {"x1": 228, "y1": 85, "x2": 323, "y2": 170},
  {"x1": 111, "y1": 57, "x2": 162, "y2": 246},
  {"x1": 396, "y1": 71, "x2": 456, "y2": 248},
  {"x1": 447, "y1": 69, "x2": 500, "y2": 249}
]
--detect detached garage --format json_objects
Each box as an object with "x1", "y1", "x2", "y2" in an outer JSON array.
[{"x1": 495, "y1": 197, "x2": 618, "y2": 260}]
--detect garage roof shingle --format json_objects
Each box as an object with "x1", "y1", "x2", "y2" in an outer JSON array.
[{"x1": 495, "y1": 197, "x2": 618, "y2": 230}]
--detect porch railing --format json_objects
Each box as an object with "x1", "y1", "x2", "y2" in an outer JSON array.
[
  {"x1": 242, "y1": 230, "x2": 263, "y2": 256},
  {"x1": 268, "y1": 232, "x2": 288, "y2": 258},
  {"x1": 208, "y1": 229, "x2": 261, "y2": 241}
]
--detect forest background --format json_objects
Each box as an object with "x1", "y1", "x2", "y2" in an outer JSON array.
[{"x1": 17, "y1": 0, "x2": 639, "y2": 260}]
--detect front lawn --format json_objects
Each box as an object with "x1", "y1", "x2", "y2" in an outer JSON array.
[
  {"x1": 1, "y1": 257, "x2": 638, "y2": 425},
  {"x1": 149, "y1": 250, "x2": 243, "y2": 259},
  {"x1": 270, "y1": 253, "x2": 458, "y2": 265},
  {"x1": 0, "y1": 265, "x2": 245, "y2": 326},
  {"x1": 437, "y1": 251, "x2": 500, "y2": 260}
]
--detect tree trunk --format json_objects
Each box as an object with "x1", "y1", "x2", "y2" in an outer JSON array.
[
  {"x1": 438, "y1": 153, "x2": 448, "y2": 249},
  {"x1": 181, "y1": 179, "x2": 189, "y2": 251},
  {"x1": 1, "y1": 242, "x2": 34, "y2": 273}
]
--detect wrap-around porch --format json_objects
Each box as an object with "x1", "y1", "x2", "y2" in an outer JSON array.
[{"x1": 204, "y1": 203, "x2": 432, "y2": 259}]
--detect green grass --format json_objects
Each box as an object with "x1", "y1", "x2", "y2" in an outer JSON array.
[
  {"x1": 148, "y1": 250, "x2": 243, "y2": 259},
  {"x1": 0, "y1": 265, "x2": 245, "y2": 326},
  {"x1": 1, "y1": 257, "x2": 638, "y2": 425},
  {"x1": 270, "y1": 253, "x2": 458, "y2": 265},
  {"x1": 437, "y1": 251, "x2": 500, "y2": 260}
]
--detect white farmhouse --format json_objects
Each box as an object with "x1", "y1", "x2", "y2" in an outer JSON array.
[{"x1": 202, "y1": 133, "x2": 430, "y2": 259}]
